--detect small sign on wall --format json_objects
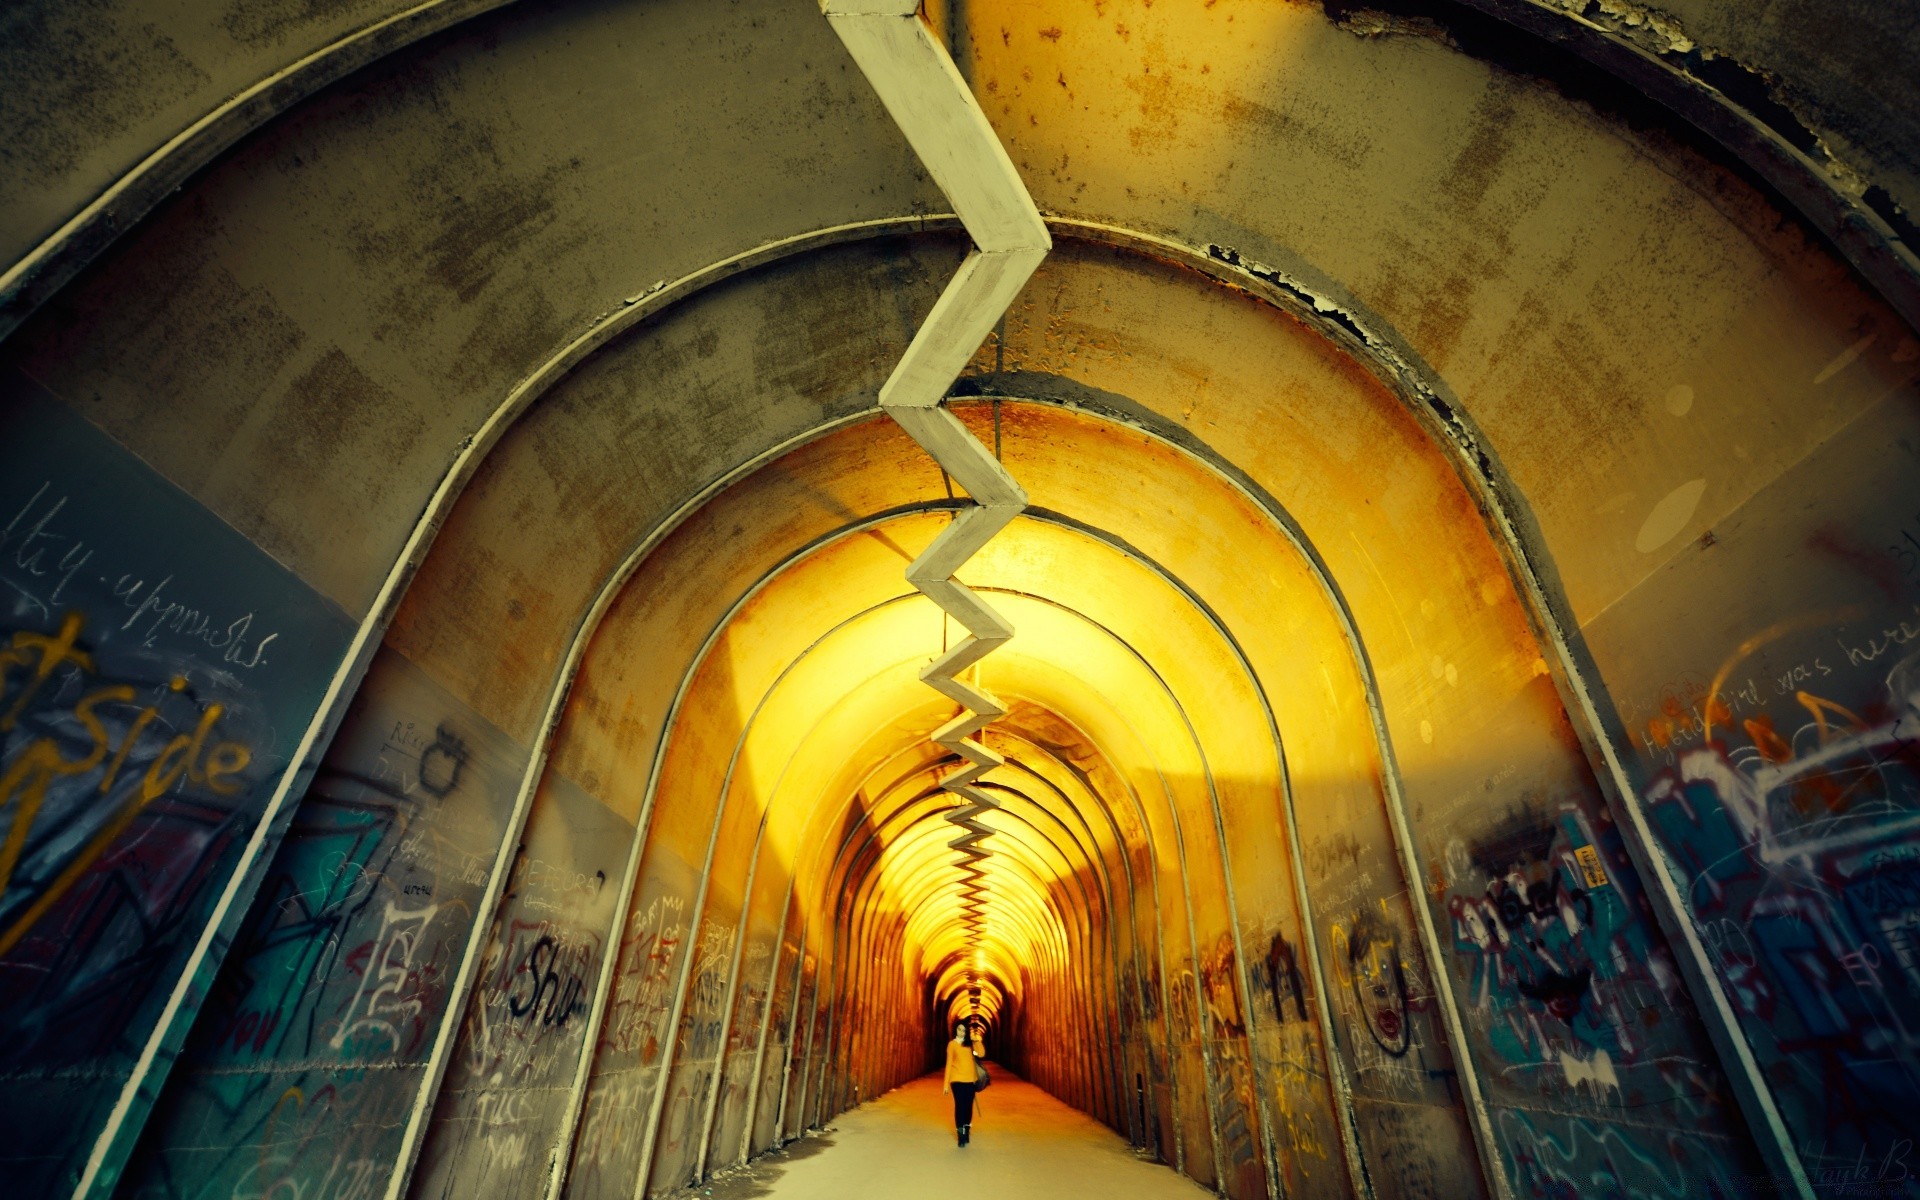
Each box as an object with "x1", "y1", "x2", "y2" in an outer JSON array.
[{"x1": 1573, "y1": 845, "x2": 1609, "y2": 889}]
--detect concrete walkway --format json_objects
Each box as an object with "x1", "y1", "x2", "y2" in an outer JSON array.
[{"x1": 706, "y1": 1070, "x2": 1211, "y2": 1200}]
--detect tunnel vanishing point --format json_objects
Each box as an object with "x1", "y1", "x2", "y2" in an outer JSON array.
[{"x1": 2, "y1": 0, "x2": 1920, "y2": 1197}]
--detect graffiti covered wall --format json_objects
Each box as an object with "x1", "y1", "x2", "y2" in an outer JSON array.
[
  {"x1": 1294, "y1": 774, "x2": 1487, "y2": 1200},
  {"x1": 0, "y1": 376, "x2": 356, "y2": 1194},
  {"x1": 1595, "y1": 386, "x2": 1920, "y2": 1197},
  {"x1": 565, "y1": 853, "x2": 694, "y2": 1200},
  {"x1": 1411, "y1": 682, "x2": 1767, "y2": 1200},
  {"x1": 121, "y1": 648, "x2": 531, "y2": 1199},
  {"x1": 411, "y1": 772, "x2": 629, "y2": 1199}
]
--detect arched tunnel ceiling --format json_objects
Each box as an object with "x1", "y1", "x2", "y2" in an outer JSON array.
[
  {"x1": 4, "y1": 0, "x2": 1919, "y2": 333},
  {"x1": 7, "y1": 0, "x2": 1915, "y2": 627},
  {"x1": 2, "y1": 3, "x2": 1920, "y2": 1199},
  {"x1": 564, "y1": 404, "x2": 1323, "y2": 1029}
]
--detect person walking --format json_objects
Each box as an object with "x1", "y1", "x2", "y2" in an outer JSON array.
[{"x1": 941, "y1": 1020, "x2": 983, "y2": 1147}]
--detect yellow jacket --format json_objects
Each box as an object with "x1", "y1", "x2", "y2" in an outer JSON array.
[{"x1": 943, "y1": 1039, "x2": 982, "y2": 1087}]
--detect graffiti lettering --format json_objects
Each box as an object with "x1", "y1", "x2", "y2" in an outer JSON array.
[
  {"x1": 0, "y1": 611, "x2": 255, "y2": 955},
  {"x1": 1889, "y1": 510, "x2": 1920, "y2": 587},
  {"x1": 508, "y1": 934, "x2": 589, "y2": 1027},
  {"x1": 0, "y1": 483, "x2": 92, "y2": 617},
  {"x1": 330, "y1": 900, "x2": 443, "y2": 1054},
  {"x1": 603, "y1": 894, "x2": 687, "y2": 1063}
]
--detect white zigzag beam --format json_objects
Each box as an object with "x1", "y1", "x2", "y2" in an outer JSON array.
[{"x1": 822, "y1": 0, "x2": 1050, "y2": 1000}]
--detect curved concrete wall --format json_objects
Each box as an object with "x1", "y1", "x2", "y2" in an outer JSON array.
[{"x1": 0, "y1": 2, "x2": 1915, "y2": 1199}]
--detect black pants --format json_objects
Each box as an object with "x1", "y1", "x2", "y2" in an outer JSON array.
[{"x1": 951, "y1": 1081, "x2": 976, "y2": 1127}]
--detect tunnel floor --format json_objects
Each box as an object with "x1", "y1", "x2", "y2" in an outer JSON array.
[{"x1": 704, "y1": 1071, "x2": 1211, "y2": 1200}]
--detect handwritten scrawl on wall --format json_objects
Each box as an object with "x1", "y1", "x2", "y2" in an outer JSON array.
[
  {"x1": 0, "y1": 374, "x2": 354, "y2": 1194},
  {"x1": 1245, "y1": 926, "x2": 1339, "y2": 1198},
  {"x1": 568, "y1": 851, "x2": 695, "y2": 1200},
  {"x1": 412, "y1": 771, "x2": 628, "y2": 1200}
]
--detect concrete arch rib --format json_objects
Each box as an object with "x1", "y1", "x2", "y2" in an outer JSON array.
[
  {"x1": 695, "y1": 591, "x2": 1182, "y2": 1159},
  {"x1": 1005, "y1": 229, "x2": 1808, "y2": 1192},
  {"x1": 0, "y1": 0, "x2": 516, "y2": 339},
  {"x1": 828, "y1": 801, "x2": 1077, "y2": 1032},
  {"x1": 689, "y1": 666, "x2": 1119, "y2": 1170},
  {"x1": 63, "y1": 218, "x2": 939, "y2": 1198},
  {"x1": 44, "y1": 156, "x2": 1840, "y2": 1200},
  {"x1": 420, "y1": 382, "x2": 1489, "y2": 1198},
  {"x1": 546, "y1": 518, "x2": 1172, "y2": 1194},
  {"x1": 965, "y1": 221, "x2": 1808, "y2": 1192},
  {"x1": 60, "y1": 184, "x2": 1813, "y2": 1200},
  {"x1": 522, "y1": 360, "x2": 1651, "y2": 1198},
  {"x1": 549, "y1": 441, "x2": 1374, "y2": 1198},
  {"x1": 552, "y1": 474, "x2": 1290, "y2": 1190},
  {"x1": 702, "y1": 236, "x2": 1728, "y2": 1198}
]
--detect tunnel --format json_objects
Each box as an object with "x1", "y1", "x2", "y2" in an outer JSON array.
[{"x1": 2, "y1": 0, "x2": 1918, "y2": 1198}]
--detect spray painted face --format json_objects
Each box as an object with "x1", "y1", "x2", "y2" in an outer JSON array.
[{"x1": 1347, "y1": 915, "x2": 1412, "y2": 1057}]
